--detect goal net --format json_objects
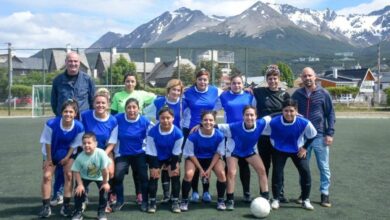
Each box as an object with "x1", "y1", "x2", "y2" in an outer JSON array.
[{"x1": 32, "y1": 85, "x2": 124, "y2": 117}]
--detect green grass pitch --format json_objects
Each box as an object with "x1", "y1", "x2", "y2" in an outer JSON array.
[{"x1": 0, "y1": 118, "x2": 389, "y2": 219}]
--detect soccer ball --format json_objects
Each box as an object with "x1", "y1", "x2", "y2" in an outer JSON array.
[{"x1": 250, "y1": 197, "x2": 271, "y2": 218}]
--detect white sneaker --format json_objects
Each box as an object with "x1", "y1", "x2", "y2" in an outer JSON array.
[
  {"x1": 271, "y1": 199, "x2": 280, "y2": 209},
  {"x1": 50, "y1": 194, "x2": 63, "y2": 206},
  {"x1": 302, "y1": 199, "x2": 314, "y2": 210}
]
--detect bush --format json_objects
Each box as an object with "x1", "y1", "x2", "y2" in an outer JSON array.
[
  {"x1": 11, "y1": 85, "x2": 32, "y2": 97},
  {"x1": 326, "y1": 86, "x2": 359, "y2": 101},
  {"x1": 384, "y1": 88, "x2": 390, "y2": 106}
]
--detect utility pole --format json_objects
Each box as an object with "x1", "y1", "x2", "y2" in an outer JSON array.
[
  {"x1": 7, "y1": 43, "x2": 13, "y2": 116},
  {"x1": 377, "y1": 42, "x2": 381, "y2": 105}
]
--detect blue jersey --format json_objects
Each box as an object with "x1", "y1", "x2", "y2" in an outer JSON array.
[
  {"x1": 81, "y1": 110, "x2": 118, "y2": 149},
  {"x1": 266, "y1": 115, "x2": 317, "y2": 153},
  {"x1": 219, "y1": 118, "x2": 269, "y2": 158},
  {"x1": 145, "y1": 124, "x2": 183, "y2": 161},
  {"x1": 115, "y1": 113, "x2": 152, "y2": 157},
  {"x1": 144, "y1": 96, "x2": 183, "y2": 128},
  {"x1": 217, "y1": 90, "x2": 254, "y2": 123},
  {"x1": 183, "y1": 85, "x2": 221, "y2": 129},
  {"x1": 40, "y1": 117, "x2": 84, "y2": 162},
  {"x1": 183, "y1": 129, "x2": 225, "y2": 159}
]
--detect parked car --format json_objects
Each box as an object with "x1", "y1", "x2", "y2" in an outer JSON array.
[{"x1": 5, "y1": 96, "x2": 32, "y2": 105}]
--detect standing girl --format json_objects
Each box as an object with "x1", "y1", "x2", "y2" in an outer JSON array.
[
  {"x1": 218, "y1": 106, "x2": 269, "y2": 210},
  {"x1": 39, "y1": 99, "x2": 84, "y2": 218},
  {"x1": 111, "y1": 72, "x2": 156, "y2": 205},
  {"x1": 81, "y1": 88, "x2": 118, "y2": 210},
  {"x1": 215, "y1": 74, "x2": 254, "y2": 202},
  {"x1": 144, "y1": 79, "x2": 185, "y2": 202},
  {"x1": 145, "y1": 107, "x2": 183, "y2": 213},
  {"x1": 181, "y1": 111, "x2": 227, "y2": 211},
  {"x1": 265, "y1": 99, "x2": 317, "y2": 210},
  {"x1": 252, "y1": 64, "x2": 290, "y2": 202},
  {"x1": 112, "y1": 98, "x2": 153, "y2": 212}
]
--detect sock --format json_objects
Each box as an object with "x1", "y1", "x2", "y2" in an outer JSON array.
[
  {"x1": 216, "y1": 181, "x2": 226, "y2": 200},
  {"x1": 148, "y1": 178, "x2": 158, "y2": 199},
  {"x1": 161, "y1": 170, "x2": 170, "y2": 197},
  {"x1": 203, "y1": 181, "x2": 210, "y2": 194},
  {"x1": 260, "y1": 191, "x2": 269, "y2": 200},
  {"x1": 181, "y1": 180, "x2": 191, "y2": 200},
  {"x1": 170, "y1": 176, "x2": 180, "y2": 199},
  {"x1": 42, "y1": 199, "x2": 50, "y2": 206},
  {"x1": 63, "y1": 197, "x2": 71, "y2": 206},
  {"x1": 227, "y1": 193, "x2": 234, "y2": 201},
  {"x1": 192, "y1": 170, "x2": 199, "y2": 193}
]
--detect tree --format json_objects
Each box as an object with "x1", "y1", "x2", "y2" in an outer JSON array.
[
  {"x1": 261, "y1": 62, "x2": 295, "y2": 88},
  {"x1": 327, "y1": 86, "x2": 359, "y2": 102},
  {"x1": 0, "y1": 68, "x2": 8, "y2": 100},
  {"x1": 277, "y1": 62, "x2": 294, "y2": 88},
  {"x1": 103, "y1": 55, "x2": 137, "y2": 85},
  {"x1": 196, "y1": 60, "x2": 222, "y2": 85},
  {"x1": 384, "y1": 88, "x2": 390, "y2": 106},
  {"x1": 172, "y1": 64, "x2": 195, "y2": 86}
]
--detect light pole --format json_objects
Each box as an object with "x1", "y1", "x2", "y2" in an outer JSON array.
[
  {"x1": 7, "y1": 43, "x2": 13, "y2": 116},
  {"x1": 377, "y1": 42, "x2": 381, "y2": 105}
]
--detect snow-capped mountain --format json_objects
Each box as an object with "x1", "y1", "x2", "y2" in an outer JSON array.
[
  {"x1": 203, "y1": 1, "x2": 296, "y2": 38},
  {"x1": 267, "y1": 3, "x2": 390, "y2": 46},
  {"x1": 90, "y1": 7, "x2": 222, "y2": 49},
  {"x1": 89, "y1": 1, "x2": 390, "y2": 50}
]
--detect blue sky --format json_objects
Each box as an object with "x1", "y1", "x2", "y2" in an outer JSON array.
[{"x1": 0, "y1": 0, "x2": 388, "y2": 54}]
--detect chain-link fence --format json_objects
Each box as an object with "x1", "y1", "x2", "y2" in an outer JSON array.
[{"x1": 0, "y1": 46, "x2": 383, "y2": 116}]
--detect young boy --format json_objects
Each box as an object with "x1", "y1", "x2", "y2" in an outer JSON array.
[{"x1": 71, "y1": 132, "x2": 111, "y2": 220}]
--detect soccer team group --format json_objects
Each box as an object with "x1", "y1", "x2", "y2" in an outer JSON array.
[{"x1": 38, "y1": 52, "x2": 335, "y2": 220}]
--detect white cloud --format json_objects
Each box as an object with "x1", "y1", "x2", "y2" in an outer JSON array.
[
  {"x1": 172, "y1": 0, "x2": 326, "y2": 16},
  {"x1": 0, "y1": 11, "x2": 129, "y2": 54},
  {"x1": 5, "y1": 0, "x2": 157, "y2": 20},
  {"x1": 337, "y1": 0, "x2": 388, "y2": 15}
]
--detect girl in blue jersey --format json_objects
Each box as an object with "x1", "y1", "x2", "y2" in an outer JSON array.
[
  {"x1": 217, "y1": 106, "x2": 269, "y2": 210},
  {"x1": 265, "y1": 99, "x2": 317, "y2": 210},
  {"x1": 182, "y1": 69, "x2": 222, "y2": 202},
  {"x1": 215, "y1": 74, "x2": 255, "y2": 202},
  {"x1": 112, "y1": 98, "x2": 153, "y2": 212},
  {"x1": 39, "y1": 99, "x2": 84, "y2": 218},
  {"x1": 81, "y1": 89, "x2": 117, "y2": 179},
  {"x1": 81, "y1": 89, "x2": 118, "y2": 211},
  {"x1": 144, "y1": 79, "x2": 184, "y2": 202},
  {"x1": 145, "y1": 107, "x2": 183, "y2": 213},
  {"x1": 180, "y1": 111, "x2": 227, "y2": 211}
]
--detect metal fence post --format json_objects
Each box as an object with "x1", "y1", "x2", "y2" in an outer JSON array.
[{"x1": 7, "y1": 43, "x2": 12, "y2": 116}]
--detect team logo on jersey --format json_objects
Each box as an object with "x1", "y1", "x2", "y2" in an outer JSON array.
[{"x1": 87, "y1": 163, "x2": 101, "y2": 178}]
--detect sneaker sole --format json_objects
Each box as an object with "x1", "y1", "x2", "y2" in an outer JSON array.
[
  {"x1": 321, "y1": 203, "x2": 332, "y2": 208},
  {"x1": 39, "y1": 211, "x2": 51, "y2": 218}
]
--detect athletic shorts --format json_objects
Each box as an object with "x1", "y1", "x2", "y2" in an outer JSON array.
[
  {"x1": 186, "y1": 157, "x2": 212, "y2": 170},
  {"x1": 230, "y1": 152, "x2": 256, "y2": 160}
]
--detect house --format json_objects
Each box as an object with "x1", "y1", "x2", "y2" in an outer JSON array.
[
  {"x1": 48, "y1": 49, "x2": 90, "y2": 75},
  {"x1": 94, "y1": 49, "x2": 131, "y2": 79},
  {"x1": 197, "y1": 50, "x2": 235, "y2": 75},
  {"x1": 0, "y1": 55, "x2": 48, "y2": 76},
  {"x1": 133, "y1": 61, "x2": 156, "y2": 75},
  {"x1": 380, "y1": 72, "x2": 390, "y2": 90},
  {"x1": 317, "y1": 67, "x2": 375, "y2": 102},
  {"x1": 147, "y1": 58, "x2": 196, "y2": 87}
]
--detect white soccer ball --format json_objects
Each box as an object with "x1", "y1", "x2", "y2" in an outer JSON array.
[{"x1": 250, "y1": 197, "x2": 271, "y2": 218}]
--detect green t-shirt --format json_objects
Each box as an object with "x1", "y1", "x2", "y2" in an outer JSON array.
[
  {"x1": 71, "y1": 148, "x2": 111, "y2": 181},
  {"x1": 111, "y1": 90, "x2": 156, "y2": 113}
]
